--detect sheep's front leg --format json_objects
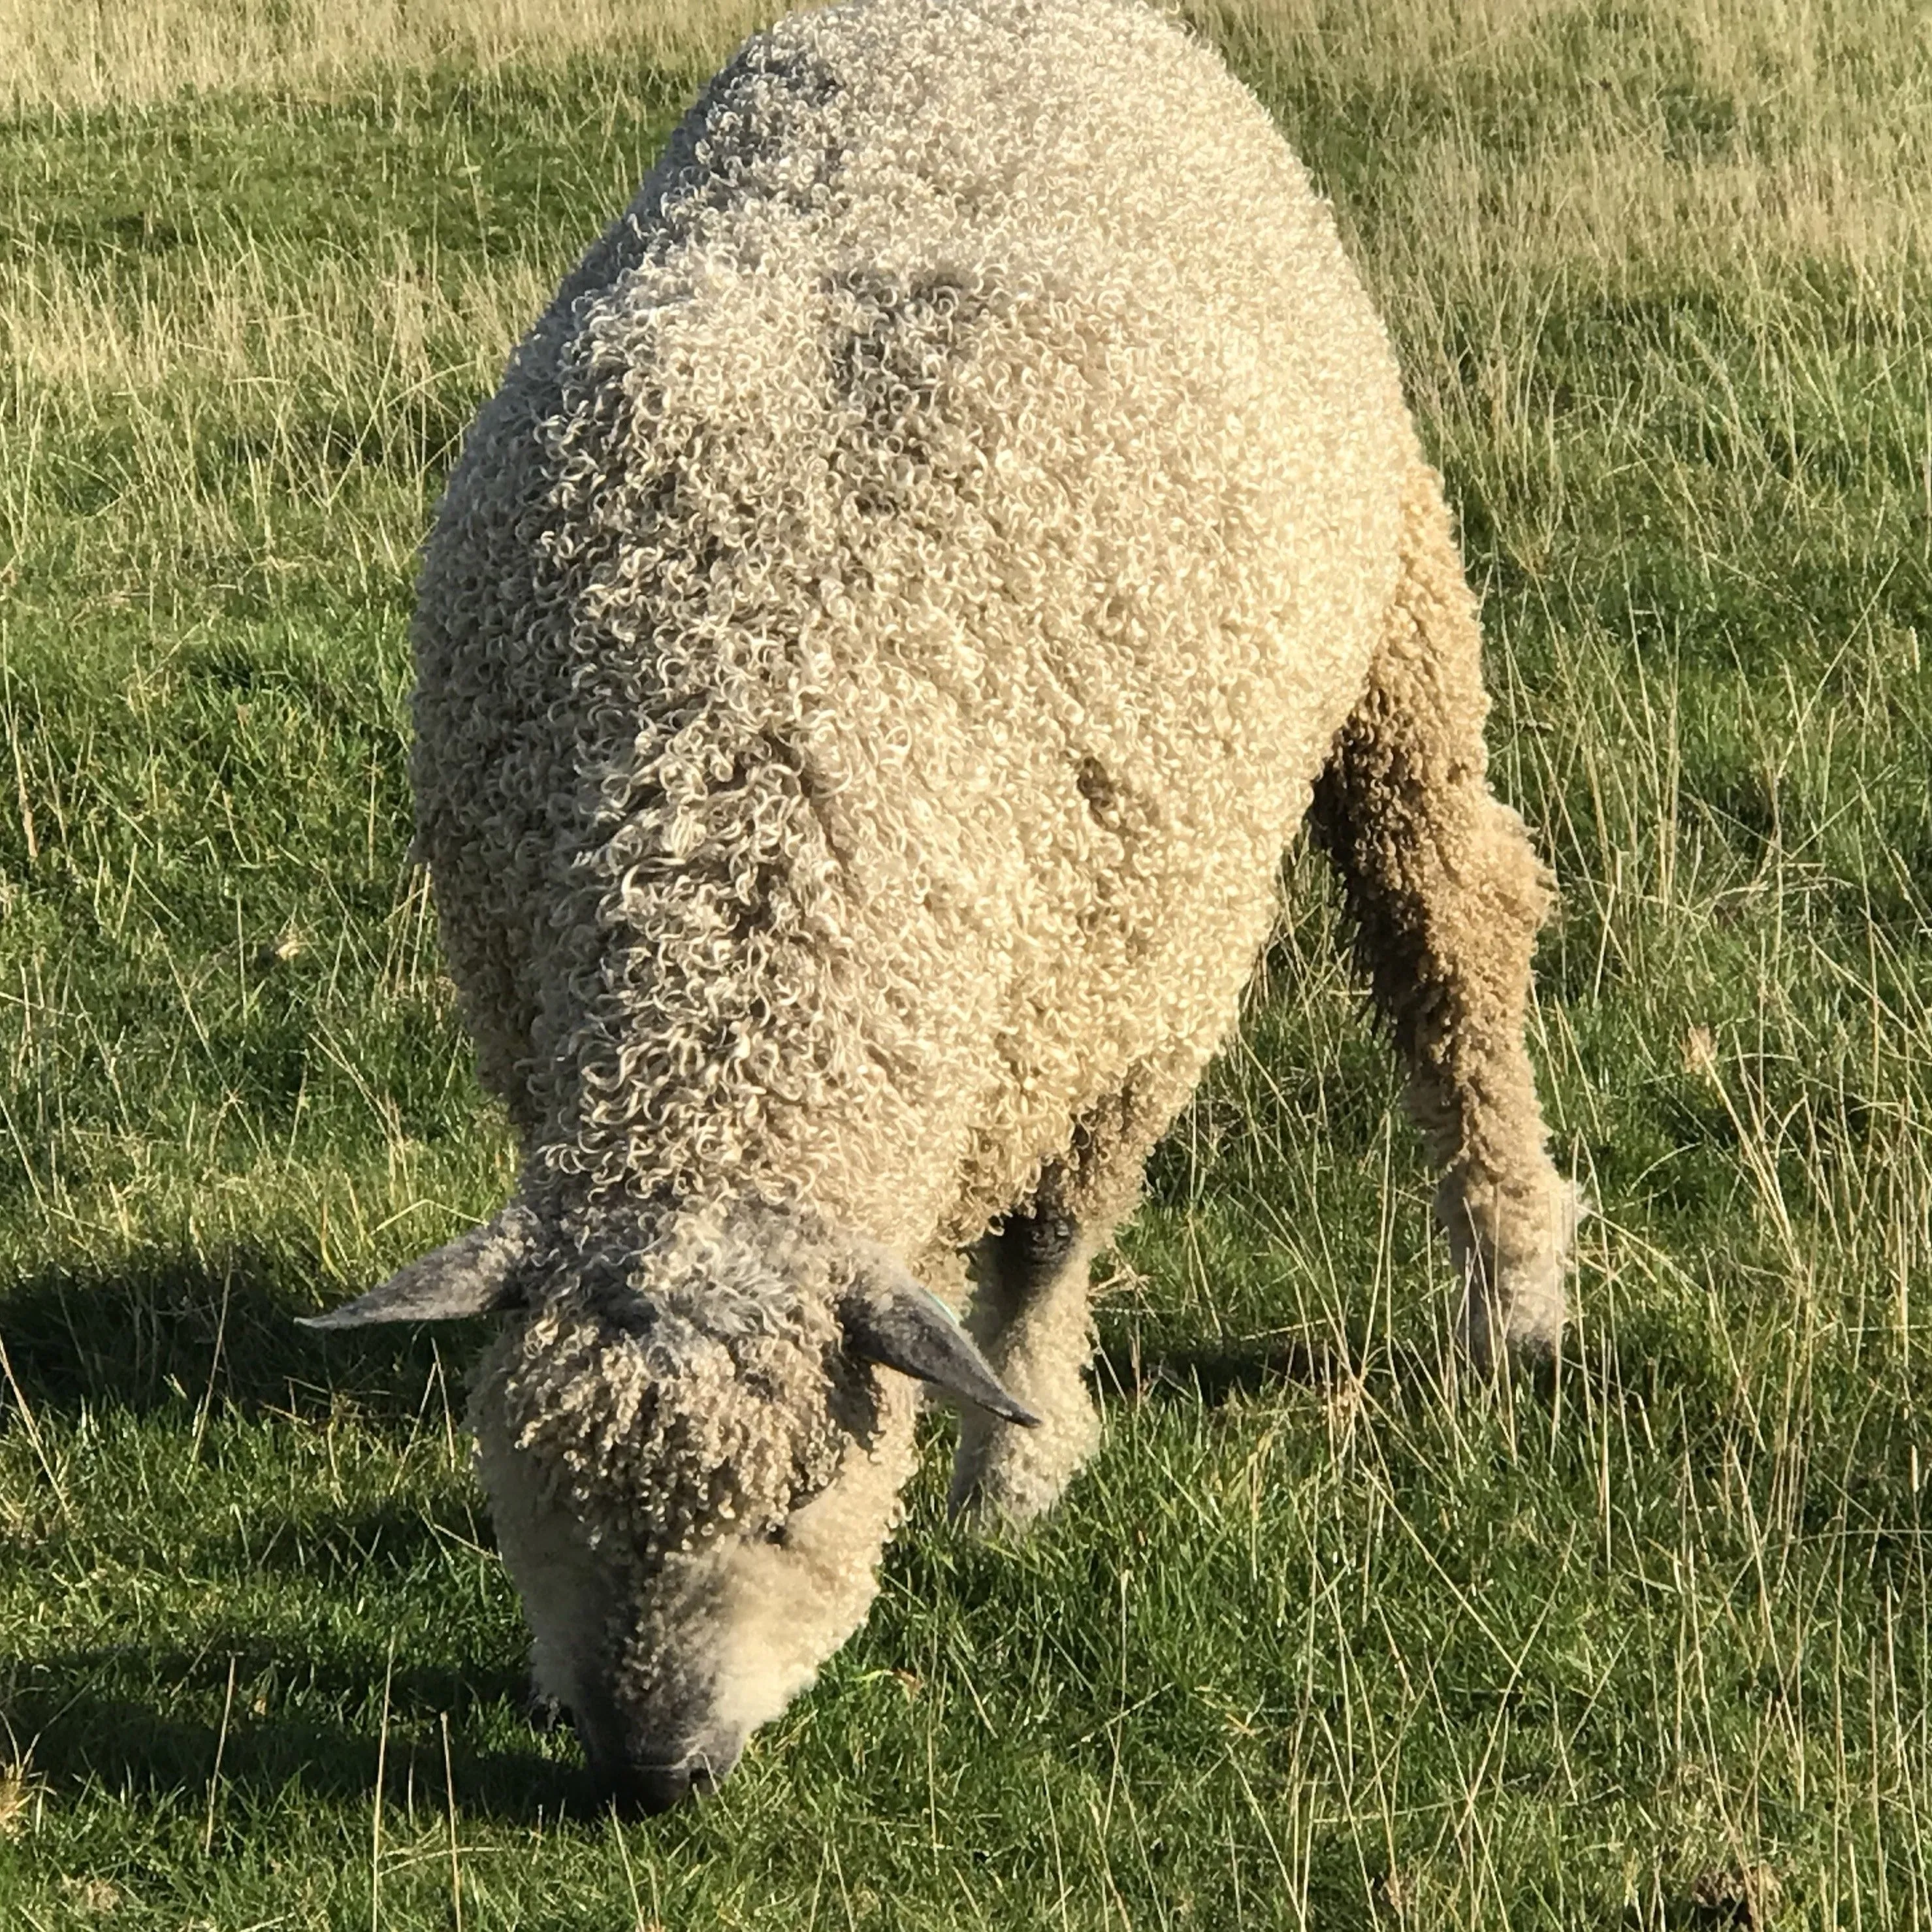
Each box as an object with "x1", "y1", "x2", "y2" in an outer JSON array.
[
  {"x1": 948, "y1": 1202, "x2": 1101, "y2": 1526},
  {"x1": 1310, "y1": 460, "x2": 1577, "y2": 1373}
]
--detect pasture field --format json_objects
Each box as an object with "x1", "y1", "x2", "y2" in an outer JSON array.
[{"x1": 1, "y1": 0, "x2": 1929, "y2": 1924}]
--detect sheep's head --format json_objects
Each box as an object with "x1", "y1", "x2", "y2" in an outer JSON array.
[{"x1": 302, "y1": 1197, "x2": 1032, "y2": 1814}]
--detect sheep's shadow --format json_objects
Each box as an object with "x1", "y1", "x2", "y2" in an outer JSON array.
[
  {"x1": 1090, "y1": 1319, "x2": 1694, "y2": 1429},
  {"x1": 1091, "y1": 1327, "x2": 1434, "y2": 1409},
  {"x1": 3, "y1": 1639, "x2": 588, "y2": 1824},
  {"x1": 4, "y1": 1244, "x2": 1679, "y2": 1430},
  {"x1": 0, "y1": 1249, "x2": 595, "y2": 1820},
  {"x1": 0, "y1": 1245, "x2": 483, "y2": 1428}
]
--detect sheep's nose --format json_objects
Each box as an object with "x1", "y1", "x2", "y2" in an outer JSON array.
[
  {"x1": 607, "y1": 1762, "x2": 694, "y2": 1816},
  {"x1": 604, "y1": 1756, "x2": 729, "y2": 1817}
]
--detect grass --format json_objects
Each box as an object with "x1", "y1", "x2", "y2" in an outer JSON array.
[{"x1": 0, "y1": 0, "x2": 1929, "y2": 1923}]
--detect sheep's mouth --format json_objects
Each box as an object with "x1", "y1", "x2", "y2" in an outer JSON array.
[
  {"x1": 530, "y1": 1695, "x2": 739, "y2": 1814},
  {"x1": 601, "y1": 1753, "x2": 733, "y2": 1816}
]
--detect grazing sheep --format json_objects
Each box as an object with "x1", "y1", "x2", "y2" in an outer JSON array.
[{"x1": 304, "y1": 0, "x2": 1577, "y2": 1812}]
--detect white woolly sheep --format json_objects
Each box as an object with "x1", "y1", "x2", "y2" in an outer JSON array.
[{"x1": 306, "y1": 0, "x2": 1577, "y2": 1813}]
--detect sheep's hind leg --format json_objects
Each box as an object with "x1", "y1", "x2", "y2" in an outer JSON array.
[
  {"x1": 948, "y1": 1187, "x2": 1103, "y2": 1528},
  {"x1": 1310, "y1": 460, "x2": 1577, "y2": 1373}
]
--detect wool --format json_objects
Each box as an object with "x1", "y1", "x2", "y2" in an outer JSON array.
[{"x1": 383, "y1": 0, "x2": 1577, "y2": 1805}]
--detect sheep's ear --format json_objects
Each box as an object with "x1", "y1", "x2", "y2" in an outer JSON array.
[
  {"x1": 298, "y1": 1204, "x2": 538, "y2": 1329},
  {"x1": 840, "y1": 1262, "x2": 1040, "y2": 1427}
]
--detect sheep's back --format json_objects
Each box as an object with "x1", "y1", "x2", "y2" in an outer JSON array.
[{"x1": 413, "y1": 0, "x2": 1413, "y2": 1248}]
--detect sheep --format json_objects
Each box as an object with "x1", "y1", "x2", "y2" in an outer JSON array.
[{"x1": 303, "y1": 0, "x2": 1577, "y2": 1814}]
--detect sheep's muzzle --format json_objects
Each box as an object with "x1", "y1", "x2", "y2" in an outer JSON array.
[{"x1": 602, "y1": 1751, "x2": 735, "y2": 1817}]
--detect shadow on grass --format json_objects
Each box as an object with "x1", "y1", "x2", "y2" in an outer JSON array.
[
  {"x1": 0, "y1": 1253, "x2": 588, "y2": 1822},
  {"x1": 234, "y1": 1494, "x2": 483, "y2": 1584},
  {"x1": 1092, "y1": 1328, "x2": 1445, "y2": 1409},
  {"x1": 1095, "y1": 1332, "x2": 1330, "y2": 1408},
  {"x1": 3, "y1": 1240, "x2": 1724, "y2": 1431},
  {"x1": 0, "y1": 1245, "x2": 495, "y2": 1428},
  {"x1": 1090, "y1": 1315, "x2": 1736, "y2": 1452},
  {"x1": 5, "y1": 1642, "x2": 596, "y2": 1824}
]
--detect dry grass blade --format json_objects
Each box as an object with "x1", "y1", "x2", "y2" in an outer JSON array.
[{"x1": 0, "y1": 0, "x2": 777, "y2": 108}]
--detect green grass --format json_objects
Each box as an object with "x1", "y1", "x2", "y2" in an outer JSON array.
[{"x1": 1, "y1": 0, "x2": 1930, "y2": 1924}]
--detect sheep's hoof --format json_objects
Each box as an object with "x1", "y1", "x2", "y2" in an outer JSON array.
[
  {"x1": 1447, "y1": 1176, "x2": 1581, "y2": 1380},
  {"x1": 1462, "y1": 1306, "x2": 1562, "y2": 1396},
  {"x1": 1460, "y1": 1246, "x2": 1570, "y2": 1385}
]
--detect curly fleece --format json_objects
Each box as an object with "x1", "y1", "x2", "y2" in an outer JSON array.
[{"x1": 410, "y1": 0, "x2": 1575, "y2": 1781}]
